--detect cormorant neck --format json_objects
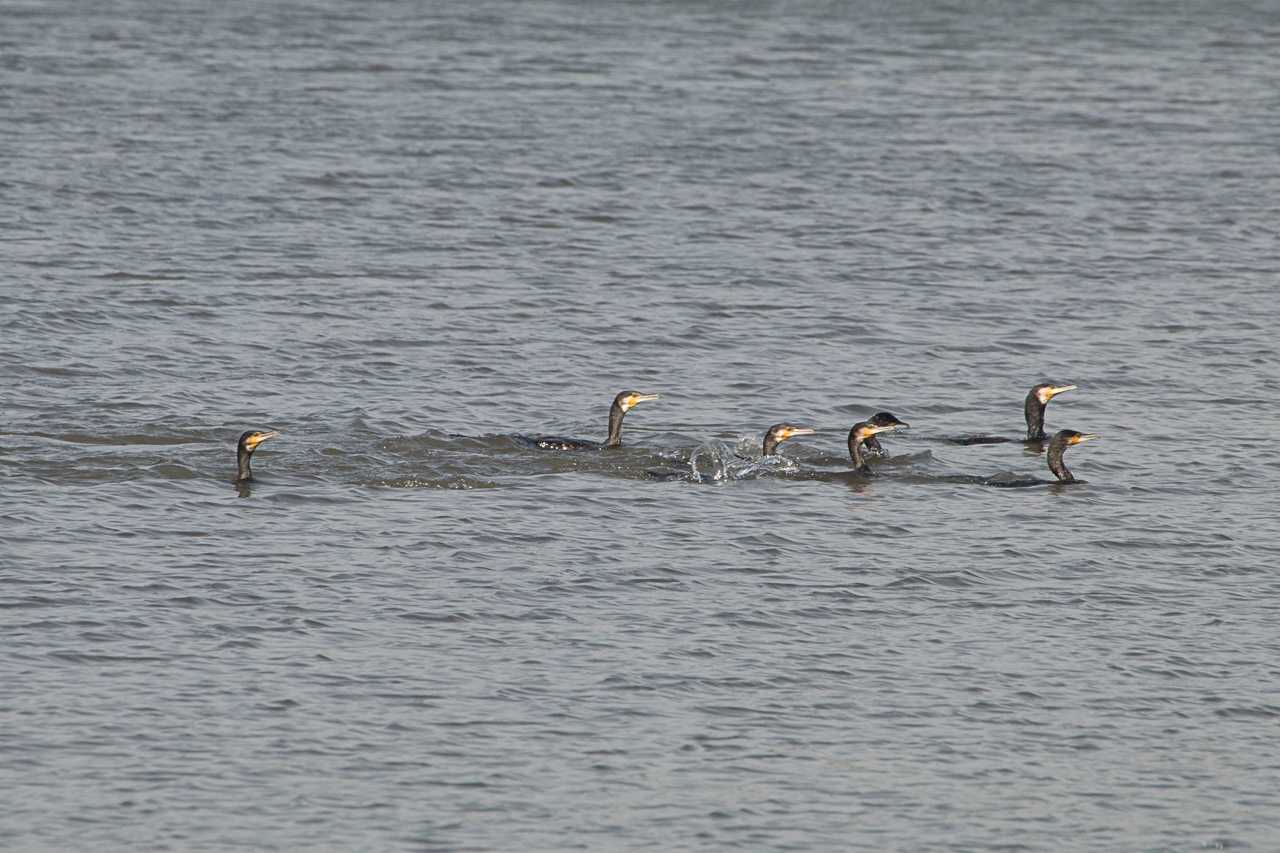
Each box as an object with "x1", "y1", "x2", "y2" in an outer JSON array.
[
  {"x1": 606, "y1": 401, "x2": 626, "y2": 448},
  {"x1": 1024, "y1": 393, "x2": 1046, "y2": 441},
  {"x1": 763, "y1": 432, "x2": 779, "y2": 456},
  {"x1": 236, "y1": 446, "x2": 253, "y2": 482},
  {"x1": 1047, "y1": 437, "x2": 1073, "y2": 482},
  {"x1": 847, "y1": 427, "x2": 870, "y2": 473}
]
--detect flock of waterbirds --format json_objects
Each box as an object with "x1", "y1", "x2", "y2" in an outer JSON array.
[{"x1": 233, "y1": 383, "x2": 1101, "y2": 487}]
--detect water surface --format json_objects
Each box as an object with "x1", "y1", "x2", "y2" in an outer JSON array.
[{"x1": 4, "y1": 1, "x2": 1280, "y2": 850}]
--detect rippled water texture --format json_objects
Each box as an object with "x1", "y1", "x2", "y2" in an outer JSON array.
[{"x1": 4, "y1": 1, "x2": 1280, "y2": 850}]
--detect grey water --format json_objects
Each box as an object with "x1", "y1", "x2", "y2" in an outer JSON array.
[{"x1": 4, "y1": 1, "x2": 1280, "y2": 850}]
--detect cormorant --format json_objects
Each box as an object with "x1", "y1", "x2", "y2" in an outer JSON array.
[
  {"x1": 1025, "y1": 383, "x2": 1076, "y2": 441},
  {"x1": 762, "y1": 423, "x2": 816, "y2": 456},
  {"x1": 531, "y1": 391, "x2": 659, "y2": 450},
  {"x1": 236, "y1": 430, "x2": 279, "y2": 482},
  {"x1": 847, "y1": 413, "x2": 908, "y2": 473},
  {"x1": 1046, "y1": 429, "x2": 1098, "y2": 482}
]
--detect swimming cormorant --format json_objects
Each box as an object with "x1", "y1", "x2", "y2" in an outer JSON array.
[
  {"x1": 236, "y1": 430, "x2": 279, "y2": 482},
  {"x1": 532, "y1": 391, "x2": 659, "y2": 450},
  {"x1": 1046, "y1": 429, "x2": 1098, "y2": 482},
  {"x1": 847, "y1": 413, "x2": 908, "y2": 473},
  {"x1": 762, "y1": 423, "x2": 816, "y2": 456},
  {"x1": 1025, "y1": 383, "x2": 1077, "y2": 441}
]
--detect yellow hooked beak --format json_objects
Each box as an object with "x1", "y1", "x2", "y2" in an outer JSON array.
[
  {"x1": 622, "y1": 393, "x2": 659, "y2": 411},
  {"x1": 870, "y1": 422, "x2": 907, "y2": 434},
  {"x1": 1069, "y1": 433, "x2": 1100, "y2": 445},
  {"x1": 245, "y1": 430, "x2": 280, "y2": 450}
]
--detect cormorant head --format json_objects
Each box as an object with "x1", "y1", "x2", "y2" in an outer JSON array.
[
  {"x1": 763, "y1": 423, "x2": 816, "y2": 456},
  {"x1": 238, "y1": 430, "x2": 280, "y2": 454},
  {"x1": 852, "y1": 414, "x2": 908, "y2": 444},
  {"x1": 236, "y1": 429, "x2": 280, "y2": 483},
  {"x1": 1031, "y1": 383, "x2": 1076, "y2": 405},
  {"x1": 1025, "y1": 384, "x2": 1077, "y2": 440},
  {"x1": 767, "y1": 424, "x2": 817, "y2": 443},
  {"x1": 613, "y1": 391, "x2": 660, "y2": 413},
  {"x1": 1047, "y1": 429, "x2": 1099, "y2": 482},
  {"x1": 606, "y1": 391, "x2": 659, "y2": 447},
  {"x1": 866, "y1": 412, "x2": 909, "y2": 431},
  {"x1": 1062, "y1": 430, "x2": 1099, "y2": 446}
]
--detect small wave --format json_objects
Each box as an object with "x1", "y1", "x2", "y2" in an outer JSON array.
[
  {"x1": 879, "y1": 449, "x2": 933, "y2": 468},
  {"x1": 885, "y1": 571, "x2": 986, "y2": 588},
  {"x1": 1214, "y1": 705, "x2": 1280, "y2": 719},
  {"x1": 31, "y1": 432, "x2": 205, "y2": 446},
  {"x1": 96, "y1": 271, "x2": 186, "y2": 281},
  {"x1": 367, "y1": 476, "x2": 498, "y2": 490},
  {"x1": 48, "y1": 650, "x2": 172, "y2": 664},
  {"x1": 26, "y1": 365, "x2": 97, "y2": 377},
  {"x1": 939, "y1": 434, "x2": 1018, "y2": 445},
  {"x1": 982, "y1": 471, "x2": 1051, "y2": 488},
  {"x1": 148, "y1": 462, "x2": 197, "y2": 480}
]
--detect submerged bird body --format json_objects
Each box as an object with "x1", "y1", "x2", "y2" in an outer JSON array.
[
  {"x1": 1025, "y1": 383, "x2": 1077, "y2": 441},
  {"x1": 847, "y1": 413, "x2": 908, "y2": 473},
  {"x1": 762, "y1": 423, "x2": 816, "y2": 456},
  {"x1": 532, "y1": 390, "x2": 658, "y2": 450},
  {"x1": 235, "y1": 429, "x2": 280, "y2": 482},
  {"x1": 1046, "y1": 429, "x2": 1099, "y2": 482}
]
